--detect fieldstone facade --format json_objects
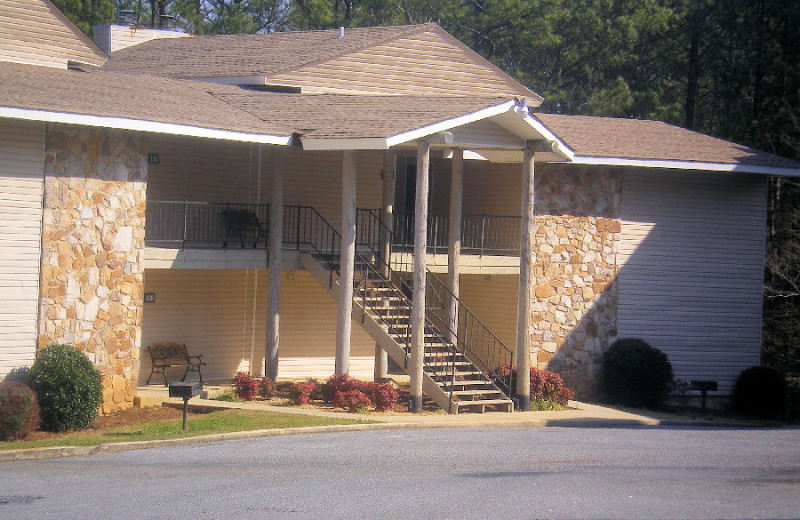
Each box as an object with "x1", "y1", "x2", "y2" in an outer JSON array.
[
  {"x1": 532, "y1": 165, "x2": 622, "y2": 397},
  {"x1": 38, "y1": 125, "x2": 147, "y2": 413}
]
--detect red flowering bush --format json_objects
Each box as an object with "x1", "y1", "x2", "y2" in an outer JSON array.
[
  {"x1": 289, "y1": 379, "x2": 319, "y2": 405},
  {"x1": 259, "y1": 377, "x2": 276, "y2": 399},
  {"x1": 0, "y1": 382, "x2": 40, "y2": 441},
  {"x1": 365, "y1": 381, "x2": 399, "y2": 412},
  {"x1": 333, "y1": 390, "x2": 372, "y2": 413},
  {"x1": 492, "y1": 364, "x2": 573, "y2": 407},
  {"x1": 319, "y1": 374, "x2": 399, "y2": 412},
  {"x1": 319, "y1": 373, "x2": 360, "y2": 402},
  {"x1": 233, "y1": 372, "x2": 260, "y2": 401}
]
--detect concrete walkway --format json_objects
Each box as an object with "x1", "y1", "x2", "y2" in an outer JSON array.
[
  {"x1": 5, "y1": 385, "x2": 751, "y2": 462},
  {"x1": 136, "y1": 383, "x2": 661, "y2": 428}
]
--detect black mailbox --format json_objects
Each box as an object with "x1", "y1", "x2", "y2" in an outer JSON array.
[
  {"x1": 690, "y1": 380, "x2": 718, "y2": 412},
  {"x1": 169, "y1": 382, "x2": 203, "y2": 399},
  {"x1": 169, "y1": 382, "x2": 203, "y2": 430}
]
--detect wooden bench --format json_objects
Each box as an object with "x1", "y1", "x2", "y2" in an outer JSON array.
[
  {"x1": 221, "y1": 208, "x2": 268, "y2": 248},
  {"x1": 146, "y1": 343, "x2": 205, "y2": 386}
]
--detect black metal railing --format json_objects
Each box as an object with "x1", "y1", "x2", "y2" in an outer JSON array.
[
  {"x1": 145, "y1": 201, "x2": 270, "y2": 248},
  {"x1": 357, "y1": 209, "x2": 515, "y2": 399},
  {"x1": 423, "y1": 270, "x2": 515, "y2": 396},
  {"x1": 393, "y1": 212, "x2": 521, "y2": 255}
]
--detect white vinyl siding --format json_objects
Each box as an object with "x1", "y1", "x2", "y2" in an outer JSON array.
[
  {"x1": 268, "y1": 28, "x2": 534, "y2": 98},
  {"x1": 0, "y1": 0, "x2": 106, "y2": 68},
  {"x1": 617, "y1": 170, "x2": 767, "y2": 393},
  {"x1": 140, "y1": 269, "x2": 376, "y2": 382},
  {"x1": 459, "y1": 274, "x2": 519, "y2": 351},
  {"x1": 146, "y1": 137, "x2": 383, "y2": 233},
  {"x1": 0, "y1": 119, "x2": 44, "y2": 380}
]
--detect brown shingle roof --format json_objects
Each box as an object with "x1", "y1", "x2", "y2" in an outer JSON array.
[
  {"x1": 200, "y1": 84, "x2": 512, "y2": 139},
  {"x1": 0, "y1": 61, "x2": 514, "y2": 144},
  {"x1": 102, "y1": 24, "x2": 431, "y2": 79},
  {"x1": 0, "y1": 61, "x2": 292, "y2": 138},
  {"x1": 536, "y1": 113, "x2": 800, "y2": 169}
]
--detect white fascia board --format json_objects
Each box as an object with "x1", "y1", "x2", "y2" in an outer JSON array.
[
  {"x1": 0, "y1": 106, "x2": 292, "y2": 145},
  {"x1": 570, "y1": 155, "x2": 800, "y2": 176},
  {"x1": 523, "y1": 115, "x2": 574, "y2": 161},
  {"x1": 301, "y1": 137, "x2": 388, "y2": 150},
  {"x1": 385, "y1": 100, "x2": 517, "y2": 148}
]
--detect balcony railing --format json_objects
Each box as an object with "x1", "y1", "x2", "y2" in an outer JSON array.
[
  {"x1": 145, "y1": 201, "x2": 271, "y2": 249},
  {"x1": 393, "y1": 212, "x2": 521, "y2": 256},
  {"x1": 146, "y1": 201, "x2": 521, "y2": 256}
]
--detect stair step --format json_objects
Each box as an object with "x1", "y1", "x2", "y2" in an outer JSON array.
[
  {"x1": 454, "y1": 398, "x2": 514, "y2": 407},
  {"x1": 438, "y1": 379, "x2": 495, "y2": 387},
  {"x1": 451, "y1": 389, "x2": 505, "y2": 396}
]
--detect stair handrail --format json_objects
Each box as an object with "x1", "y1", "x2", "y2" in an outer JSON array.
[
  {"x1": 284, "y1": 205, "x2": 342, "y2": 287},
  {"x1": 355, "y1": 209, "x2": 461, "y2": 393},
  {"x1": 423, "y1": 270, "x2": 515, "y2": 396},
  {"x1": 355, "y1": 208, "x2": 514, "y2": 399}
]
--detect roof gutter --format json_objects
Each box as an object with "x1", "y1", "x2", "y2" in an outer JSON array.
[
  {"x1": 570, "y1": 155, "x2": 800, "y2": 177},
  {"x1": 0, "y1": 106, "x2": 293, "y2": 145}
]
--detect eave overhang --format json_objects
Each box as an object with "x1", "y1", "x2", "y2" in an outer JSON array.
[{"x1": 0, "y1": 106, "x2": 293, "y2": 145}]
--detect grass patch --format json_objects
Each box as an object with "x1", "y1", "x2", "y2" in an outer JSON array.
[{"x1": 0, "y1": 409, "x2": 370, "y2": 451}]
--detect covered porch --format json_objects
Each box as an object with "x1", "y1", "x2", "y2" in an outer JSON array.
[{"x1": 138, "y1": 97, "x2": 571, "y2": 412}]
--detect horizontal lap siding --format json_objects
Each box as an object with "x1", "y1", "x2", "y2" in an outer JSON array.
[
  {"x1": 458, "y1": 274, "x2": 519, "y2": 353},
  {"x1": 140, "y1": 269, "x2": 375, "y2": 382},
  {"x1": 270, "y1": 30, "x2": 529, "y2": 97},
  {"x1": 0, "y1": 0, "x2": 105, "y2": 67},
  {"x1": 0, "y1": 119, "x2": 44, "y2": 379},
  {"x1": 146, "y1": 138, "x2": 382, "y2": 233},
  {"x1": 618, "y1": 170, "x2": 767, "y2": 393}
]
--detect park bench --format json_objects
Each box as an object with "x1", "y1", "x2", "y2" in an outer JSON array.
[
  {"x1": 146, "y1": 343, "x2": 205, "y2": 386},
  {"x1": 221, "y1": 208, "x2": 268, "y2": 248}
]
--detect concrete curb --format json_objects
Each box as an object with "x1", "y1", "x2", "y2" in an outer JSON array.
[{"x1": 4, "y1": 399, "x2": 775, "y2": 462}]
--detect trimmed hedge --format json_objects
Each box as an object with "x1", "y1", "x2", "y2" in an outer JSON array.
[
  {"x1": 0, "y1": 382, "x2": 40, "y2": 441},
  {"x1": 731, "y1": 366, "x2": 786, "y2": 420},
  {"x1": 600, "y1": 338, "x2": 674, "y2": 409},
  {"x1": 27, "y1": 344, "x2": 103, "y2": 432}
]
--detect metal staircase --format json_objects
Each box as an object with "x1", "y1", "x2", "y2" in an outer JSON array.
[{"x1": 297, "y1": 207, "x2": 515, "y2": 414}]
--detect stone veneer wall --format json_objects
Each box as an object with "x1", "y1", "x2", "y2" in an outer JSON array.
[
  {"x1": 38, "y1": 125, "x2": 147, "y2": 413},
  {"x1": 532, "y1": 165, "x2": 621, "y2": 397}
]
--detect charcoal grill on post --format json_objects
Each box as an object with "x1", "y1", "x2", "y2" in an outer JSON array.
[{"x1": 169, "y1": 382, "x2": 203, "y2": 430}]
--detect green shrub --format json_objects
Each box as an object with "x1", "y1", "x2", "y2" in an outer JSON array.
[
  {"x1": 732, "y1": 366, "x2": 786, "y2": 420},
  {"x1": 785, "y1": 377, "x2": 800, "y2": 424},
  {"x1": 0, "y1": 382, "x2": 41, "y2": 440},
  {"x1": 600, "y1": 338, "x2": 674, "y2": 409},
  {"x1": 212, "y1": 389, "x2": 241, "y2": 402},
  {"x1": 27, "y1": 344, "x2": 103, "y2": 432}
]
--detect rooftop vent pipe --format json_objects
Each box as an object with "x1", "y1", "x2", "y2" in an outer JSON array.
[{"x1": 338, "y1": 27, "x2": 345, "y2": 38}]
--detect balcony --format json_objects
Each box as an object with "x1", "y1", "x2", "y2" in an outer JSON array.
[{"x1": 146, "y1": 201, "x2": 521, "y2": 258}]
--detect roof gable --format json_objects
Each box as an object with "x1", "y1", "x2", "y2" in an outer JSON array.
[
  {"x1": 267, "y1": 24, "x2": 541, "y2": 100},
  {"x1": 0, "y1": 0, "x2": 106, "y2": 68},
  {"x1": 103, "y1": 23, "x2": 541, "y2": 101},
  {"x1": 102, "y1": 25, "x2": 426, "y2": 78}
]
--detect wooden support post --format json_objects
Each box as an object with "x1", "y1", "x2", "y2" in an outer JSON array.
[
  {"x1": 410, "y1": 140, "x2": 430, "y2": 413},
  {"x1": 336, "y1": 150, "x2": 357, "y2": 375},
  {"x1": 265, "y1": 147, "x2": 283, "y2": 382},
  {"x1": 375, "y1": 151, "x2": 394, "y2": 381},
  {"x1": 516, "y1": 144, "x2": 535, "y2": 410},
  {"x1": 447, "y1": 149, "x2": 463, "y2": 344}
]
